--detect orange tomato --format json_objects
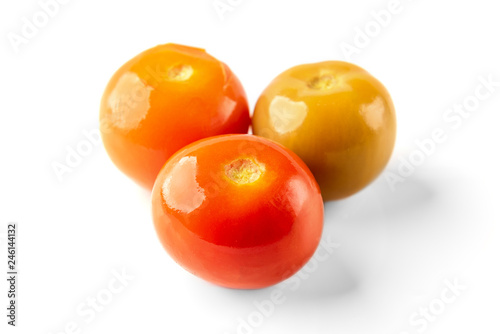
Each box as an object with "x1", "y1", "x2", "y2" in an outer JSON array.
[
  {"x1": 152, "y1": 134, "x2": 324, "y2": 289},
  {"x1": 252, "y1": 61, "x2": 396, "y2": 200},
  {"x1": 99, "y1": 43, "x2": 250, "y2": 189}
]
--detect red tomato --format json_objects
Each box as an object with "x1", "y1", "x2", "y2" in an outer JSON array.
[
  {"x1": 100, "y1": 43, "x2": 250, "y2": 189},
  {"x1": 152, "y1": 134, "x2": 324, "y2": 289}
]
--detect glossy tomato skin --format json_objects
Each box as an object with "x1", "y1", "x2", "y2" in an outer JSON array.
[
  {"x1": 100, "y1": 43, "x2": 250, "y2": 190},
  {"x1": 252, "y1": 61, "x2": 396, "y2": 201},
  {"x1": 152, "y1": 134, "x2": 323, "y2": 289}
]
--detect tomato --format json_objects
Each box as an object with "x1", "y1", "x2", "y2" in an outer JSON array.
[
  {"x1": 152, "y1": 134, "x2": 323, "y2": 289},
  {"x1": 252, "y1": 61, "x2": 396, "y2": 201},
  {"x1": 99, "y1": 43, "x2": 250, "y2": 189}
]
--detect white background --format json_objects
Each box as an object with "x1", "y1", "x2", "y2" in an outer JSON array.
[{"x1": 1, "y1": 0, "x2": 499, "y2": 333}]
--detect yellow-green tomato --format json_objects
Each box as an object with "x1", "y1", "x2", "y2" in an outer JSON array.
[{"x1": 252, "y1": 61, "x2": 396, "y2": 201}]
